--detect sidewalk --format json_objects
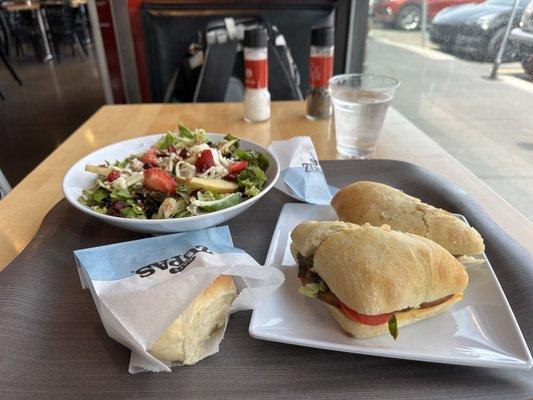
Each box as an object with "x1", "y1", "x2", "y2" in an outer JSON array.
[{"x1": 366, "y1": 35, "x2": 533, "y2": 220}]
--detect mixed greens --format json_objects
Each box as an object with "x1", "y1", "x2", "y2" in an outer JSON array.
[{"x1": 78, "y1": 123, "x2": 269, "y2": 219}]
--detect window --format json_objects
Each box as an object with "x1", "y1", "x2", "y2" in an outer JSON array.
[{"x1": 366, "y1": 0, "x2": 533, "y2": 219}]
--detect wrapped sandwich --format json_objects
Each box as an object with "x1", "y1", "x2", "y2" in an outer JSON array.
[
  {"x1": 290, "y1": 221, "x2": 469, "y2": 339},
  {"x1": 74, "y1": 226, "x2": 285, "y2": 373}
]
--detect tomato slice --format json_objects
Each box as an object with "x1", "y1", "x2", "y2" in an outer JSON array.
[
  {"x1": 340, "y1": 302, "x2": 392, "y2": 326},
  {"x1": 106, "y1": 170, "x2": 120, "y2": 182},
  {"x1": 228, "y1": 160, "x2": 248, "y2": 175}
]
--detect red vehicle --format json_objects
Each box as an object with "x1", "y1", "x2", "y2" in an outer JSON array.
[{"x1": 371, "y1": 0, "x2": 482, "y2": 30}]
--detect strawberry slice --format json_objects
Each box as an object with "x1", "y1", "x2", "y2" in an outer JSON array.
[
  {"x1": 227, "y1": 160, "x2": 248, "y2": 175},
  {"x1": 195, "y1": 149, "x2": 215, "y2": 172},
  {"x1": 106, "y1": 170, "x2": 120, "y2": 182},
  {"x1": 139, "y1": 148, "x2": 159, "y2": 166},
  {"x1": 143, "y1": 168, "x2": 176, "y2": 194}
]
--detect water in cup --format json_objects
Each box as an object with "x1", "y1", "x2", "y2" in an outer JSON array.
[
  {"x1": 333, "y1": 90, "x2": 392, "y2": 159},
  {"x1": 330, "y1": 74, "x2": 399, "y2": 159}
]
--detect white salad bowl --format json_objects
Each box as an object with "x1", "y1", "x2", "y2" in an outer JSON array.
[{"x1": 63, "y1": 133, "x2": 280, "y2": 234}]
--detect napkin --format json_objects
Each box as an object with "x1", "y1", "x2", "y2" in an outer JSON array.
[
  {"x1": 74, "y1": 226, "x2": 284, "y2": 373},
  {"x1": 268, "y1": 136, "x2": 337, "y2": 204}
]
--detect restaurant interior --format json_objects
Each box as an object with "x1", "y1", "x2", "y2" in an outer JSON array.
[{"x1": 0, "y1": 0, "x2": 531, "y2": 398}]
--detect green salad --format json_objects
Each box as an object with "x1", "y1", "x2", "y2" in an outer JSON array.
[{"x1": 78, "y1": 123, "x2": 269, "y2": 219}]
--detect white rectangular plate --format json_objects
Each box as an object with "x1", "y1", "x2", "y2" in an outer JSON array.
[{"x1": 249, "y1": 203, "x2": 532, "y2": 369}]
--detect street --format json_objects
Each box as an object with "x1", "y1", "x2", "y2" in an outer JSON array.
[
  {"x1": 369, "y1": 27, "x2": 532, "y2": 81},
  {"x1": 366, "y1": 31, "x2": 533, "y2": 219}
]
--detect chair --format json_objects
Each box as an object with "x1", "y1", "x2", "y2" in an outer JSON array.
[
  {"x1": 6, "y1": 8, "x2": 43, "y2": 59},
  {"x1": 73, "y1": 3, "x2": 91, "y2": 46},
  {"x1": 0, "y1": 10, "x2": 22, "y2": 100},
  {"x1": 42, "y1": 2, "x2": 86, "y2": 61}
]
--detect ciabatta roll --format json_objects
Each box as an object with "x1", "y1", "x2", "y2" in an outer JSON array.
[
  {"x1": 331, "y1": 181, "x2": 485, "y2": 255},
  {"x1": 291, "y1": 221, "x2": 468, "y2": 339},
  {"x1": 149, "y1": 275, "x2": 236, "y2": 365}
]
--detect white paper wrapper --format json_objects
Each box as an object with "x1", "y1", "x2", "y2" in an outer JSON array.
[
  {"x1": 74, "y1": 226, "x2": 284, "y2": 373},
  {"x1": 268, "y1": 136, "x2": 337, "y2": 204}
]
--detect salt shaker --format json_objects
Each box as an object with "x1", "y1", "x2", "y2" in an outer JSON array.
[
  {"x1": 306, "y1": 26, "x2": 334, "y2": 120},
  {"x1": 243, "y1": 27, "x2": 270, "y2": 122}
]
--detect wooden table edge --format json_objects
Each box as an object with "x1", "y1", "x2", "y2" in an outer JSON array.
[{"x1": 0, "y1": 102, "x2": 531, "y2": 272}]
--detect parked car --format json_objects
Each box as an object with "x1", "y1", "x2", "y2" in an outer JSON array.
[
  {"x1": 372, "y1": 0, "x2": 481, "y2": 30},
  {"x1": 510, "y1": 0, "x2": 533, "y2": 75},
  {"x1": 430, "y1": 0, "x2": 530, "y2": 60}
]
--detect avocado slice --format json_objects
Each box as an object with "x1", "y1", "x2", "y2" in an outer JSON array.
[{"x1": 176, "y1": 176, "x2": 238, "y2": 194}]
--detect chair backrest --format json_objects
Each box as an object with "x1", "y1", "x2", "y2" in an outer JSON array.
[
  {"x1": 43, "y1": 3, "x2": 76, "y2": 33},
  {"x1": 166, "y1": 17, "x2": 304, "y2": 103},
  {"x1": 140, "y1": 4, "x2": 335, "y2": 101}
]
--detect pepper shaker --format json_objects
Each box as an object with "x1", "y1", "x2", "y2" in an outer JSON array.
[{"x1": 306, "y1": 26, "x2": 335, "y2": 120}]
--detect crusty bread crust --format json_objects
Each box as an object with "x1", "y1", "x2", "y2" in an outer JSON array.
[
  {"x1": 331, "y1": 181, "x2": 484, "y2": 255},
  {"x1": 290, "y1": 242, "x2": 299, "y2": 262},
  {"x1": 314, "y1": 225, "x2": 468, "y2": 315},
  {"x1": 325, "y1": 293, "x2": 462, "y2": 338},
  {"x1": 290, "y1": 220, "x2": 356, "y2": 257},
  {"x1": 149, "y1": 275, "x2": 236, "y2": 365}
]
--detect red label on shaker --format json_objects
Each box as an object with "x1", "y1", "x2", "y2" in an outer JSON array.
[
  {"x1": 309, "y1": 55, "x2": 333, "y2": 87},
  {"x1": 244, "y1": 59, "x2": 268, "y2": 89}
]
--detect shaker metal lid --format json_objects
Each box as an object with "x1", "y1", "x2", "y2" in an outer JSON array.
[
  {"x1": 244, "y1": 27, "x2": 268, "y2": 48},
  {"x1": 311, "y1": 26, "x2": 335, "y2": 47}
]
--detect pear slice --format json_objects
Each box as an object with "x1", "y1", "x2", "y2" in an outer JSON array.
[
  {"x1": 176, "y1": 176, "x2": 238, "y2": 194},
  {"x1": 85, "y1": 164, "x2": 113, "y2": 176}
]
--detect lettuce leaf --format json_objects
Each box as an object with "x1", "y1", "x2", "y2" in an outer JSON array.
[
  {"x1": 110, "y1": 188, "x2": 132, "y2": 201},
  {"x1": 193, "y1": 129, "x2": 207, "y2": 144},
  {"x1": 388, "y1": 314, "x2": 398, "y2": 340},
  {"x1": 155, "y1": 197, "x2": 187, "y2": 219},
  {"x1": 91, "y1": 188, "x2": 109, "y2": 203},
  {"x1": 196, "y1": 191, "x2": 217, "y2": 202},
  {"x1": 155, "y1": 124, "x2": 207, "y2": 151},
  {"x1": 220, "y1": 134, "x2": 239, "y2": 154},
  {"x1": 155, "y1": 132, "x2": 178, "y2": 150},
  {"x1": 234, "y1": 149, "x2": 269, "y2": 171},
  {"x1": 236, "y1": 165, "x2": 267, "y2": 197},
  {"x1": 178, "y1": 123, "x2": 194, "y2": 139},
  {"x1": 176, "y1": 184, "x2": 195, "y2": 200},
  {"x1": 179, "y1": 123, "x2": 207, "y2": 144},
  {"x1": 91, "y1": 205, "x2": 107, "y2": 214},
  {"x1": 121, "y1": 204, "x2": 146, "y2": 219},
  {"x1": 298, "y1": 281, "x2": 327, "y2": 298},
  {"x1": 192, "y1": 192, "x2": 242, "y2": 212}
]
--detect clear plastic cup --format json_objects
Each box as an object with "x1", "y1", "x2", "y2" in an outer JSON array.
[{"x1": 330, "y1": 74, "x2": 400, "y2": 159}]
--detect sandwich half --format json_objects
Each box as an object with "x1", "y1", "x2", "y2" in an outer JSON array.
[
  {"x1": 331, "y1": 181, "x2": 485, "y2": 256},
  {"x1": 290, "y1": 221, "x2": 468, "y2": 339}
]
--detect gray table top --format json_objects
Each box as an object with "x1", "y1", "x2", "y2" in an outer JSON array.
[{"x1": 0, "y1": 160, "x2": 531, "y2": 399}]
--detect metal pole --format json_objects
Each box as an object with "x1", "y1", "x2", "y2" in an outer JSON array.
[
  {"x1": 35, "y1": 9, "x2": 53, "y2": 62},
  {"x1": 488, "y1": 0, "x2": 520, "y2": 79},
  {"x1": 345, "y1": 0, "x2": 369, "y2": 73},
  {"x1": 87, "y1": 0, "x2": 114, "y2": 103},
  {"x1": 421, "y1": 0, "x2": 428, "y2": 48}
]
